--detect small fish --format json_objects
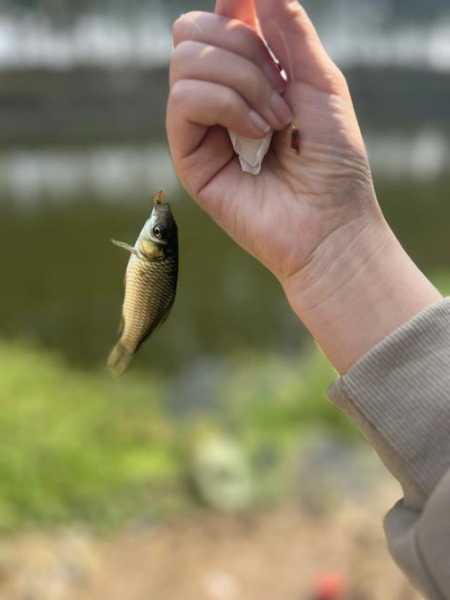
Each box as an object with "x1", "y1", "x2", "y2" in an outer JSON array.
[{"x1": 107, "y1": 191, "x2": 178, "y2": 375}]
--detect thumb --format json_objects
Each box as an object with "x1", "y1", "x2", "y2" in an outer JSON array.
[
  {"x1": 215, "y1": 0, "x2": 258, "y2": 29},
  {"x1": 255, "y1": 0, "x2": 338, "y2": 89}
]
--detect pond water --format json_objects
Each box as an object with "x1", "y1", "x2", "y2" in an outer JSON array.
[
  {"x1": 2, "y1": 138, "x2": 450, "y2": 376},
  {"x1": 1, "y1": 185, "x2": 301, "y2": 375}
]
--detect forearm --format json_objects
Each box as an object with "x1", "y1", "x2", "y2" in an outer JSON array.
[
  {"x1": 329, "y1": 296, "x2": 450, "y2": 599},
  {"x1": 285, "y1": 196, "x2": 450, "y2": 598},
  {"x1": 283, "y1": 206, "x2": 442, "y2": 374}
]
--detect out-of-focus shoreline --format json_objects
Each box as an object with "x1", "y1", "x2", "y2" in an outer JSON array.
[{"x1": 1, "y1": 65, "x2": 450, "y2": 148}]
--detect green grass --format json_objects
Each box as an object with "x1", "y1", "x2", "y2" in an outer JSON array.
[
  {"x1": 0, "y1": 342, "x2": 183, "y2": 530},
  {"x1": 223, "y1": 349, "x2": 356, "y2": 447},
  {"x1": 0, "y1": 340, "x2": 359, "y2": 530}
]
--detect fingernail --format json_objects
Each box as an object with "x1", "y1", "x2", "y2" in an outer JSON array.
[
  {"x1": 249, "y1": 110, "x2": 271, "y2": 134},
  {"x1": 270, "y1": 92, "x2": 293, "y2": 127}
]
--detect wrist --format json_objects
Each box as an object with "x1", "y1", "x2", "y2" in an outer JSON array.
[{"x1": 283, "y1": 213, "x2": 442, "y2": 374}]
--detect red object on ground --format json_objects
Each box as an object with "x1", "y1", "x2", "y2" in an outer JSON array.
[{"x1": 313, "y1": 573, "x2": 346, "y2": 600}]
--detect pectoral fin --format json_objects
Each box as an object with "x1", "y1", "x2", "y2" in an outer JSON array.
[{"x1": 111, "y1": 239, "x2": 139, "y2": 257}]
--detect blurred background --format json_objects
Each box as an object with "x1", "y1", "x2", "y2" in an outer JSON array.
[{"x1": 0, "y1": 0, "x2": 449, "y2": 598}]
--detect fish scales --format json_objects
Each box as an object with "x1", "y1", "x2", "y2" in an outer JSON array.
[
  {"x1": 108, "y1": 192, "x2": 178, "y2": 375},
  {"x1": 121, "y1": 253, "x2": 177, "y2": 351}
]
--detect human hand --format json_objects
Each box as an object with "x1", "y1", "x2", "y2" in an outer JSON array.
[
  {"x1": 167, "y1": 0, "x2": 378, "y2": 280},
  {"x1": 167, "y1": 0, "x2": 441, "y2": 372}
]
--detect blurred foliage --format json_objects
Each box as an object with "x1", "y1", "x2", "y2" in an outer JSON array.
[
  {"x1": 376, "y1": 177, "x2": 450, "y2": 273},
  {"x1": 0, "y1": 339, "x2": 355, "y2": 530},
  {"x1": 0, "y1": 341, "x2": 182, "y2": 529},
  {"x1": 431, "y1": 271, "x2": 450, "y2": 297},
  {"x1": 223, "y1": 350, "x2": 352, "y2": 446}
]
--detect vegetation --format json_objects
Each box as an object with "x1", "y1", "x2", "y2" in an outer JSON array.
[
  {"x1": 1, "y1": 181, "x2": 449, "y2": 530},
  {"x1": 0, "y1": 339, "x2": 355, "y2": 531},
  {"x1": 0, "y1": 342, "x2": 182, "y2": 529}
]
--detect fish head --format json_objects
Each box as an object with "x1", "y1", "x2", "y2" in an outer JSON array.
[{"x1": 139, "y1": 194, "x2": 178, "y2": 259}]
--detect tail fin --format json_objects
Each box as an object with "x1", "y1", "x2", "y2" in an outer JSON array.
[{"x1": 107, "y1": 342, "x2": 133, "y2": 376}]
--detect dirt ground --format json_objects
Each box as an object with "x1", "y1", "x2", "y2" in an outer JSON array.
[{"x1": 0, "y1": 483, "x2": 421, "y2": 600}]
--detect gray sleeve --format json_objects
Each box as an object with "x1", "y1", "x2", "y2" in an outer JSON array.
[{"x1": 328, "y1": 298, "x2": 450, "y2": 599}]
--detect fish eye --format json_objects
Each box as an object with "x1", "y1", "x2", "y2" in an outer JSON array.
[{"x1": 152, "y1": 225, "x2": 162, "y2": 239}]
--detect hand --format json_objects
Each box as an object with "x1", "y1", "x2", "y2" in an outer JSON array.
[
  {"x1": 166, "y1": 0, "x2": 441, "y2": 372},
  {"x1": 167, "y1": 0, "x2": 377, "y2": 280}
]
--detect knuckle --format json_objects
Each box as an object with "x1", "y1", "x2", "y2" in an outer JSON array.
[
  {"x1": 169, "y1": 80, "x2": 190, "y2": 110},
  {"x1": 286, "y1": 1, "x2": 305, "y2": 20},
  {"x1": 227, "y1": 18, "x2": 250, "y2": 37},
  {"x1": 172, "y1": 40, "x2": 198, "y2": 62},
  {"x1": 170, "y1": 40, "x2": 199, "y2": 78},
  {"x1": 172, "y1": 11, "x2": 202, "y2": 44},
  {"x1": 329, "y1": 66, "x2": 348, "y2": 93},
  {"x1": 171, "y1": 15, "x2": 188, "y2": 44}
]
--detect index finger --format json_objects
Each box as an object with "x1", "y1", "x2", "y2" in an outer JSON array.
[
  {"x1": 255, "y1": 0, "x2": 336, "y2": 87},
  {"x1": 215, "y1": 0, "x2": 258, "y2": 29}
]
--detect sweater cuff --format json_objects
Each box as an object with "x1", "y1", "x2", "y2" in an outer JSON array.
[{"x1": 329, "y1": 298, "x2": 450, "y2": 498}]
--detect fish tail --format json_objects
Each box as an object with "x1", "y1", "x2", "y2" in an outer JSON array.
[{"x1": 107, "y1": 342, "x2": 133, "y2": 376}]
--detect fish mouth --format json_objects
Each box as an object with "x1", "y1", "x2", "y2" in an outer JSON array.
[
  {"x1": 143, "y1": 192, "x2": 176, "y2": 247},
  {"x1": 152, "y1": 190, "x2": 166, "y2": 206}
]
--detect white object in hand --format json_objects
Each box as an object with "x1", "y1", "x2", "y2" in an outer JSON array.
[{"x1": 228, "y1": 130, "x2": 273, "y2": 176}]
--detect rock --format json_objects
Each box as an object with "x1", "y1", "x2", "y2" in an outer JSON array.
[{"x1": 191, "y1": 434, "x2": 254, "y2": 513}]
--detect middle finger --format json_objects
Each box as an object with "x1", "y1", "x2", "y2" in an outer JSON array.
[
  {"x1": 172, "y1": 11, "x2": 285, "y2": 93},
  {"x1": 170, "y1": 41, "x2": 292, "y2": 131}
]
